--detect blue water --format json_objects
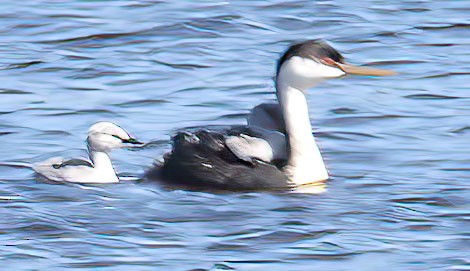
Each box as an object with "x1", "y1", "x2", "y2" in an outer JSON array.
[{"x1": 0, "y1": 1, "x2": 468, "y2": 270}]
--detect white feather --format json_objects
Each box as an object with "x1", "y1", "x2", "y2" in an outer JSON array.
[
  {"x1": 273, "y1": 56, "x2": 344, "y2": 185},
  {"x1": 34, "y1": 122, "x2": 137, "y2": 183}
]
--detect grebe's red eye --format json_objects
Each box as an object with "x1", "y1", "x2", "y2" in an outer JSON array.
[{"x1": 320, "y1": 57, "x2": 336, "y2": 66}]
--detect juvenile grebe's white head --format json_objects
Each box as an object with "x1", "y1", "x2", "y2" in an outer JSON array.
[
  {"x1": 276, "y1": 40, "x2": 395, "y2": 90},
  {"x1": 87, "y1": 122, "x2": 142, "y2": 152}
]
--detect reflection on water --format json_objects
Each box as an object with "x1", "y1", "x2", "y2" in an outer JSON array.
[
  {"x1": 292, "y1": 181, "x2": 328, "y2": 194},
  {"x1": 0, "y1": 0, "x2": 468, "y2": 270}
]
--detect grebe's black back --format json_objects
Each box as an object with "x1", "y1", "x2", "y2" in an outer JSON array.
[
  {"x1": 146, "y1": 40, "x2": 395, "y2": 191},
  {"x1": 151, "y1": 130, "x2": 289, "y2": 191}
]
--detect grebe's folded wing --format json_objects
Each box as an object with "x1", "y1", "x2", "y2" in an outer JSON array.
[
  {"x1": 34, "y1": 157, "x2": 94, "y2": 182},
  {"x1": 247, "y1": 103, "x2": 285, "y2": 133},
  {"x1": 225, "y1": 134, "x2": 273, "y2": 163},
  {"x1": 51, "y1": 158, "x2": 93, "y2": 169},
  {"x1": 225, "y1": 126, "x2": 287, "y2": 164}
]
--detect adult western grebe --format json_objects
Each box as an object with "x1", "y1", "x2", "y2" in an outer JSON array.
[
  {"x1": 147, "y1": 40, "x2": 395, "y2": 191},
  {"x1": 34, "y1": 122, "x2": 142, "y2": 183}
]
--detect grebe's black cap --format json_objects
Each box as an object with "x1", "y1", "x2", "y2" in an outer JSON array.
[{"x1": 277, "y1": 40, "x2": 344, "y2": 74}]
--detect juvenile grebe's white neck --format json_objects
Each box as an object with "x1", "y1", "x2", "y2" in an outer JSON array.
[{"x1": 90, "y1": 151, "x2": 119, "y2": 183}]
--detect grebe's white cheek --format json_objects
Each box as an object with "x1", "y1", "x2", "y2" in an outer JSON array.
[
  {"x1": 278, "y1": 57, "x2": 314, "y2": 89},
  {"x1": 278, "y1": 57, "x2": 345, "y2": 90},
  {"x1": 88, "y1": 134, "x2": 123, "y2": 152},
  {"x1": 105, "y1": 135, "x2": 125, "y2": 149}
]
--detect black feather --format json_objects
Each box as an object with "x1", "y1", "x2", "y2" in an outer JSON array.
[
  {"x1": 52, "y1": 159, "x2": 93, "y2": 169},
  {"x1": 147, "y1": 130, "x2": 290, "y2": 191},
  {"x1": 277, "y1": 39, "x2": 344, "y2": 74}
]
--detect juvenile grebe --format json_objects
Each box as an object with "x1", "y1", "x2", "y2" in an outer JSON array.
[
  {"x1": 34, "y1": 122, "x2": 142, "y2": 183},
  {"x1": 148, "y1": 40, "x2": 395, "y2": 190}
]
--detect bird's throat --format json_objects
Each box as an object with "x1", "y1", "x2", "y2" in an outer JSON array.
[{"x1": 276, "y1": 84, "x2": 329, "y2": 185}]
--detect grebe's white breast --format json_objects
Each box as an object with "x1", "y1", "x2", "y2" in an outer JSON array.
[{"x1": 33, "y1": 122, "x2": 142, "y2": 183}]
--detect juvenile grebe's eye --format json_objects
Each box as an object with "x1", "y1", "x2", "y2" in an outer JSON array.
[{"x1": 122, "y1": 138, "x2": 144, "y2": 145}]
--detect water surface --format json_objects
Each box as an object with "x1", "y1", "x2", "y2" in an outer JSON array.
[{"x1": 0, "y1": 1, "x2": 469, "y2": 270}]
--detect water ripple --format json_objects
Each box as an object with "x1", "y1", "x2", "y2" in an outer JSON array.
[{"x1": 0, "y1": 0, "x2": 468, "y2": 270}]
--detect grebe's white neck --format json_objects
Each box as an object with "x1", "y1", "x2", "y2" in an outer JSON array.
[
  {"x1": 89, "y1": 151, "x2": 119, "y2": 183},
  {"x1": 276, "y1": 83, "x2": 329, "y2": 185},
  {"x1": 275, "y1": 57, "x2": 342, "y2": 185}
]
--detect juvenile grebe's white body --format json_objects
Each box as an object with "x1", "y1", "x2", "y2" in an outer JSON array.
[
  {"x1": 34, "y1": 122, "x2": 142, "y2": 183},
  {"x1": 149, "y1": 40, "x2": 395, "y2": 191}
]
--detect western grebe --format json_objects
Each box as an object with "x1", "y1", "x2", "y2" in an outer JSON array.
[
  {"x1": 34, "y1": 121, "x2": 142, "y2": 183},
  {"x1": 147, "y1": 40, "x2": 395, "y2": 191}
]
